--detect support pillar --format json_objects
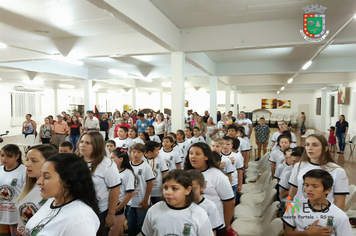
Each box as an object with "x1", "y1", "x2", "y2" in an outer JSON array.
[
  {"x1": 54, "y1": 87, "x2": 59, "y2": 115},
  {"x1": 84, "y1": 79, "x2": 93, "y2": 112},
  {"x1": 209, "y1": 76, "x2": 217, "y2": 123},
  {"x1": 131, "y1": 88, "x2": 137, "y2": 111},
  {"x1": 160, "y1": 92, "x2": 164, "y2": 113},
  {"x1": 225, "y1": 85, "x2": 231, "y2": 114},
  {"x1": 320, "y1": 90, "x2": 328, "y2": 132},
  {"x1": 234, "y1": 90, "x2": 238, "y2": 114},
  {"x1": 171, "y1": 52, "x2": 185, "y2": 131}
]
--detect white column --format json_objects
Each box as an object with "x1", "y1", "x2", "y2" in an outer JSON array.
[
  {"x1": 234, "y1": 90, "x2": 238, "y2": 113},
  {"x1": 84, "y1": 79, "x2": 93, "y2": 112},
  {"x1": 171, "y1": 52, "x2": 185, "y2": 131},
  {"x1": 209, "y1": 76, "x2": 218, "y2": 123},
  {"x1": 131, "y1": 88, "x2": 137, "y2": 111},
  {"x1": 160, "y1": 92, "x2": 164, "y2": 113},
  {"x1": 54, "y1": 87, "x2": 59, "y2": 115},
  {"x1": 225, "y1": 85, "x2": 231, "y2": 114},
  {"x1": 320, "y1": 90, "x2": 328, "y2": 132}
]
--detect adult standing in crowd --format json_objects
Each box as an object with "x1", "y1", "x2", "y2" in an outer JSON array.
[
  {"x1": 203, "y1": 110, "x2": 210, "y2": 123},
  {"x1": 123, "y1": 112, "x2": 134, "y2": 127},
  {"x1": 39, "y1": 117, "x2": 53, "y2": 144},
  {"x1": 52, "y1": 114, "x2": 68, "y2": 147},
  {"x1": 135, "y1": 112, "x2": 150, "y2": 133},
  {"x1": 228, "y1": 111, "x2": 236, "y2": 122},
  {"x1": 68, "y1": 115, "x2": 82, "y2": 152},
  {"x1": 48, "y1": 115, "x2": 55, "y2": 125},
  {"x1": 22, "y1": 114, "x2": 37, "y2": 137},
  {"x1": 194, "y1": 116, "x2": 207, "y2": 138},
  {"x1": 130, "y1": 110, "x2": 138, "y2": 125},
  {"x1": 114, "y1": 117, "x2": 131, "y2": 138},
  {"x1": 335, "y1": 115, "x2": 349, "y2": 154},
  {"x1": 147, "y1": 111, "x2": 154, "y2": 124},
  {"x1": 100, "y1": 113, "x2": 110, "y2": 141},
  {"x1": 185, "y1": 109, "x2": 193, "y2": 126},
  {"x1": 153, "y1": 113, "x2": 166, "y2": 141},
  {"x1": 217, "y1": 111, "x2": 221, "y2": 122},
  {"x1": 84, "y1": 110, "x2": 99, "y2": 132},
  {"x1": 164, "y1": 114, "x2": 172, "y2": 137},
  {"x1": 217, "y1": 114, "x2": 227, "y2": 138},
  {"x1": 236, "y1": 111, "x2": 253, "y2": 139},
  {"x1": 206, "y1": 117, "x2": 218, "y2": 145}
]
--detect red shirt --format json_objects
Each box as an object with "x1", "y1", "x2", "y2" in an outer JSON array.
[{"x1": 114, "y1": 123, "x2": 131, "y2": 138}]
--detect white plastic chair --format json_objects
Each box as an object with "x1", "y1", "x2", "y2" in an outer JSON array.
[
  {"x1": 240, "y1": 179, "x2": 278, "y2": 205},
  {"x1": 17, "y1": 135, "x2": 36, "y2": 153},
  {"x1": 345, "y1": 185, "x2": 356, "y2": 211},
  {"x1": 346, "y1": 135, "x2": 356, "y2": 154},
  {"x1": 10, "y1": 134, "x2": 25, "y2": 145},
  {"x1": 284, "y1": 114, "x2": 291, "y2": 123},
  {"x1": 260, "y1": 218, "x2": 283, "y2": 236},
  {"x1": 290, "y1": 114, "x2": 297, "y2": 126},
  {"x1": 276, "y1": 114, "x2": 283, "y2": 122},
  {"x1": 232, "y1": 201, "x2": 279, "y2": 236},
  {"x1": 100, "y1": 131, "x2": 106, "y2": 141},
  {"x1": 270, "y1": 114, "x2": 277, "y2": 125},
  {"x1": 301, "y1": 129, "x2": 315, "y2": 139},
  {"x1": 241, "y1": 171, "x2": 271, "y2": 194},
  {"x1": 30, "y1": 135, "x2": 41, "y2": 146},
  {"x1": 264, "y1": 113, "x2": 271, "y2": 124}
]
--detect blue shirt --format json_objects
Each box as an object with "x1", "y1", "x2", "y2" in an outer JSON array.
[
  {"x1": 136, "y1": 119, "x2": 151, "y2": 133},
  {"x1": 336, "y1": 121, "x2": 349, "y2": 134}
]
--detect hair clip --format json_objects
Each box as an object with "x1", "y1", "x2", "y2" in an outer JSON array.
[{"x1": 120, "y1": 148, "x2": 128, "y2": 153}]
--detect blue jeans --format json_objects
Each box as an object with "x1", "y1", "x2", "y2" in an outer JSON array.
[
  {"x1": 336, "y1": 132, "x2": 346, "y2": 152},
  {"x1": 70, "y1": 135, "x2": 80, "y2": 152},
  {"x1": 127, "y1": 207, "x2": 148, "y2": 236},
  {"x1": 232, "y1": 185, "x2": 241, "y2": 206}
]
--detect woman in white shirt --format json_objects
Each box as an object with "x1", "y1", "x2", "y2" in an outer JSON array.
[
  {"x1": 25, "y1": 153, "x2": 101, "y2": 236},
  {"x1": 206, "y1": 117, "x2": 219, "y2": 146},
  {"x1": 152, "y1": 113, "x2": 166, "y2": 141}
]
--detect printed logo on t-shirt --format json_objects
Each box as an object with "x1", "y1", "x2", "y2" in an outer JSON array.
[
  {"x1": 0, "y1": 185, "x2": 15, "y2": 201},
  {"x1": 19, "y1": 203, "x2": 38, "y2": 224},
  {"x1": 166, "y1": 160, "x2": 172, "y2": 169},
  {"x1": 138, "y1": 169, "x2": 142, "y2": 175},
  {"x1": 122, "y1": 144, "x2": 126, "y2": 147},
  {"x1": 11, "y1": 178, "x2": 18, "y2": 186},
  {"x1": 170, "y1": 156, "x2": 173, "y2": 160},
  {"x1": 38, "y1": 198, "x2": 48, "y2": 206},
  {"x1": 183, "y1": 223, "x2": 192, "y2": 235},
  {"x1": 153, "y1": 169, "x2": 158, "y2": 179},
  {"x1": 134, "y1": 175, "x2": 140, "y2": 188},
  {"x1": 156, "y1": 163, "x2": 159, "y2": 169},
  {"x1": 183, "y1": 145, "x2": 185, "y2": 149}
]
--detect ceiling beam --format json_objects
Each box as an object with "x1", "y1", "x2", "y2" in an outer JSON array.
[{"x1": 185, "y1": 53, "x2": 216, "y2": 76}]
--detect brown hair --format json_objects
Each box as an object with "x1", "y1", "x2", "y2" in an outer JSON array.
[
  {"x1": 187, "y1": 169, "x2": 205, "y2": 188},
  {"x1": 130, "y1": 143, "x2": 146, "y2": 153},
  {"x1": 76, "y1": 132, "x2": 106, "y2": 174},
  {"x1": 212, "y1": 138, "x2": 224, "y2": 146}
]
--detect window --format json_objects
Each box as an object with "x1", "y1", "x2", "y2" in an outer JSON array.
[
  {"x1": 10, "y1": 92, "x2": 42, "y2": 126},
  {"x1": 316, "y1": 97, "x2": 321, "y2": 115},
  {"x1": 330, "y1": 95, "x2": 335, "y2": 117}
]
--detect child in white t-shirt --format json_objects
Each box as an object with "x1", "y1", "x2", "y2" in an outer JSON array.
[
  {"x1": 147, "y1": 125, "x2": 160, "y2": 143},
  {"x1": 128, "y1": 143, "x2": 155, "y2": 236},
  {"x1": 185, "y1": 127, "x2": 195, "y2": 146},
  {"x1": 227, "y1": 124, "x2": 250, "y2": 169},
  {"x1": 110, "y1": 148, "x2": 135, "y2": 236},
  {"x1": 0, "y1": 144, "x2": 26, "y2": 235},
  {"x1": 105, "y1": 140, "x2": 116, "y2": 153},
  {"x1": 269, "y1": 134, "x2": 292, "y2": 178},
  {"x1": 167, "y1": 132, "x2": 185, "y2": 166},
  {"x1": 142, "y1": 169, "x2": 213, "y2": 236},
  {"x1": 274, "y1": 147, "x2": 293, "y2": 181},
  {"x1": 176, "y1": 129, "x2": 189, "y2": 165},
  {"x1": 128, "y1": 127, "x2": 144, "y2": 144},
  {"x1": 283, "y1": 169, "x2": 353, "y2": 236},
  {"x1": 188, "y1": 169, "x2": 224, "y2": 235},
  {"x1": 210, "y1": 138, "x2": 234, "y2": 183},
  {"x1": 114, "y1": 126, "x2": 134, "y2": 150},
  {"x1": 193, "y1": 127, "x2": 206, "y2": 143},
  {"x1": 271, "y1": 121, "x2": 297, "y2": 152},
  {"x1": 159, "y1": 136, "x2": 182, "y2": 171},
  {"x1": 144, "y1": 141, "x2": 169, "y2": 205}
]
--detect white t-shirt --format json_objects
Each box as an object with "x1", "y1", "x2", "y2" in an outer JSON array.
[
  {"x1": 198, "y1": 197, "x2": 224, "y2": 231},
  {"x1": 25, "y1": 199, "x2": 100, "y2": 236},
  {"x1": 220, "y1": 155, "x2": 234, "y2": 175},
  {"x1": 186, "y1": 137, "x2": 195, "y2": 146},
  {"x1": 84, "y1": 117, "x2": 99, "y2": 130},
  {"x1": 142, "y1": 202, "x2": 213, "y2": 236},
  {"x1": 159, "y1": 148, "x2": 183, "y2": 171},
  {"x1": 153, "y1": 122, "x2": 165, "y2": 135},
  {"x1": 0, "y1": 164, "x2": 26, "y2": 224},
  {"x1": 149, "y1": 135, "x2": 161, "y2": 143},
  {"x1": 118, "y1": 168, "x2": 135, "y2": 205},
  {"x1": 282, "y1": 200, "x2": 353, "y2": 236},
  {"x1": 16, "y1": 185, "x2": 48, "y2": 234},
  {"x1": 271, "y1": 131, "x2": 297, "y2": 152},
  {"x1": 278, "y1": 168, "x2": 293, "y2": 202},
  {"x1": 269, "y1": 149, "x2": 285, "y2": 170},
  {"x1": 192, "y1": 136, "x2": 206, "y2": 144},
  {"x1": 202, "y1": 167, "x2": 235, "y2": 228},
  {"x1": 142, "y1": 156, "x2": 169, "y2": 197},
  {"x1": 288, "y1": 161, "x2": 349, "y2": 203},
  {"x1": 217, "y1": 121, "x2": 225, "y2": 137},
  {"x1": 237, "y1": 118, "x2": 252, "y2": 136},
  {"x1": 177, "y1": 140, "x2": 189, "y2": 159},
  {"x1": 274, "y1": 161, "x2": 289, "y2": 179},
  {"x1": 130, "y1": 160, "x2": 155, "y2": 208},
  {"x1": 89, "y1": 158, "x2": 121, "y2": 212},
  {"x1": 222, "y1": 152, "x2": 244, "y2": 186},
  {"x1": 237, "y1": 137, "x2": 250, "y2": 152},
  {"x1": 129, "y1": 137, "x2": 144, "y2": 145},
  {"x1": 114, "y1": 137, "x2": 134, "y2": 150}
]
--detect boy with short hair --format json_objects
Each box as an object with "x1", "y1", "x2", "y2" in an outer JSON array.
[
  {"x1": 193, "y1": 127, "x2": 206, "y2": 143},
  {"x1": 59, "y1": 141, "x2": 73, "y2": 153},
  {"x1": 254, "y1": 117, "x2": 270, "y2": 161},
  {"x1": 271, "y1": 121, "x2": 297, "y2": 152},
  {"x1": 105, "y1": 140, "x2": 116, "y2": 153},
  {"x1": 187, "y1": 169, "x2": 224, "y2": 235},
  {"x1": 274, "y1": 147, "x2": 293, "y2": 181},
  {"x1": 222, "y1": 136, "x2": 244, "y2": 205},
  {"x1": 143, "y1": 141, "x2": 169, "y2": 205},
  {"x1": 227, "y1": 125, "x2": 250, "y2": 169},
  {"x1": 283, "y1": 169, "x2": 353, "y2": 235},
  {"x1": 114, "y1": 126, "x2": 134, "y2": 150},
  {"x1": 128, "y1": 143, "x2": 155, "y2": 236},
  {"x1": 210, "y1": 138, "x2": 234, "y2": 183},
  {"x1": 147, "y1": 125, "x2": 160, "y2": 143}
]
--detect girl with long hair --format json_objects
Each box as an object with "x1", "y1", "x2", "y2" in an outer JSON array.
[
  {"x1": 152, "y1": 113, "x2": 166, "y2": 141},
  {"x1": 128, "y1": 127, "x2": 144, "y2": 144},
  {"x1": 0, "y1": 144, "x2": 26, "y2": 236},
  {"x1": 24, "y1": 153, "x2": 102, "y2": 235},
  {"x1": 109, "y1": 149, "x2": 135, "y2": 236},
  {"x1": 288, "y1": 134, "x2": 349, "y2": 210},
  {"x1": 184, "y1": 143, "x2": 235, "y2": 236},
  {"x1": 194, "y1": 116, "x2": 207, "y2": 138},
  {"x1": 39, "y1": 117, "x2": 53, "y2": 144},
  {"x1": 76, "y1": 132, "x2": 120, "y2": 235},
  {"x1": 142, "y1": 169, "x2": 213, "y2": 236},
  {"x1": 16, "y1": 144, "x2": 58, "y2": 234}
]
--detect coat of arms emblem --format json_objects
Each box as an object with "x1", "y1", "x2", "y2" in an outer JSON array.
[{"x1": 300, "y1": 4, "x2": 329, "y2": 42}]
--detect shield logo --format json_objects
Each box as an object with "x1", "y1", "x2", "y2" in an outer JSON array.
[{"x1": 304, "y1": 14, "x2": 325, "y2": 38}]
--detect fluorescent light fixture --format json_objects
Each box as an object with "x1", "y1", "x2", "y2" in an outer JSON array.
[
  {"x1": 281, "y1": 86, "x2": 285, "y2": 90},
  {"x1": 0, "y1": 78, "x2": 2, "y2": 81},
  {"x1": 51, "y1": 55, "x2": 84, "y2": 66},
  {"x1": 0, "y1": 42, "x2": 7, "y2": 48},
  {"x1": 161, "y1": 82, "x2": 171, "y2": 87},
  {"x1": 59, "y1": 84, "x2": 75, "y2": 89},
  {"x1": 23, "y1": 79, "x2": 44, "y2": 85},
  {"x1": 302, "y1": 61, "x2": 312, "y2": 70},
  {"x1": 277, "y1": 91, "x2": 280, "y2": 94},
  {"x1": 108, "y1": 69, "x2": 128, "y2": 77},
  {"x1": 288, "y1": 78, "x2": 293, "y2": 84}
]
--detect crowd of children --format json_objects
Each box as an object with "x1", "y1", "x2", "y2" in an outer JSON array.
[{"x1": 0, "y1": 112, "x2": 354, "y2": 236}]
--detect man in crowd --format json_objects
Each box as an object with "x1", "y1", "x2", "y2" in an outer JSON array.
[
  {"x1": 84, "y1": 110, "x2": 99, "y2": 132},
  {"x1": 236, "y1": 111, "x2": 253, "y2": 139},
  {"x1": 52, "y1": 114, "x2": 68, "y2": 147}
]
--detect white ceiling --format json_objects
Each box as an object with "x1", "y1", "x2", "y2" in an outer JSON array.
[{"x1": 0, "y1": 0, "x2": 356, "y2": 94}]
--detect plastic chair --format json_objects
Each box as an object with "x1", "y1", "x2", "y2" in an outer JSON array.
[
  {"x1": 346, "y1": 135, "x2": 356, "y2": 154},
  {"x1": 276, "y1": 114, "x2": 283, "y2": 122},
  {"x1": 260, "y1": 218, "x2": 283, "y2": 236},
  {"x1": 100, "y1": 131, "x2": 106, "y2": 141},
  {"x1": 17, "y1": 135, "x2": 36, "y2": 153},
  {"x1": 270, "y1": 114, "x2": 277, "y2": 125},
  {"x1": 301, "y1": 129, "x2": 315, "y2": 139},
  {"x1": 284, "y1": 114, "x2": 291, "y2": 123},
  {"x1": 232, "y1": 201, "x2": 279, "y2": 236},
  {"x1": 290, "y1": 114, "x2": 297, "y2": 126},
  {"x1": 241, "y1": 172, "x2": 271, "y2": 194},
  {"x1": 10, "y1": 134, "x2": 25, "y2": 145},
  {"x1": 264, "y1": 114, "x2": 271, "y2": 124},
  {"x1": 345, "y1": 185, "x2": 356, "y2": 211},
  {"x1": 240, "y1": 179, "x2": 278, "y2": 205},
  {"x1": 30, "y1": 135, "x2": 41, "y2": 146}
]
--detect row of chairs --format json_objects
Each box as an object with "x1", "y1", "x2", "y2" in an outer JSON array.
[
  {"x1": 10, "y1": 134, "x2": 41, "y2": 152},
  {"x1": 252, "y1": 113, "x2": 298, "y2": 126}
]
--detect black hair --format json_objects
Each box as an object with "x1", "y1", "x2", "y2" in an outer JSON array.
[
  {"x1": 145, "y1": 141, "x2": 161, "y2": 153},
  {"x1": 291, "y1": 146, "x2": 305, "y2": 158},
  {"x1": 129, "y1": 127, "x2": 139, "y2": 138},
  {"x1": 303, "y1": 169, "x2": 333, "y2": 191},
  {"x1": 211, "y1": 151, "x2": 221, "y2": 164},
  {"x1": 59, "y1": 141, "x2": 73, "y2": 150},
  {"x1": 29, "y1": 144, "x2": 58, "y2": 159},
  {"x1": 32, "y1": 153, "x2": 103, "y2": 236},
  {"x1": 232, "y1": 138, "x2": 240, "y2": 150},
  {"x1": 111, "y1": 148, "x2": 137, "y2": 182},
  {"x1": 106, "y1": 140, "x2": 116, "y2": 147},
  {"x1": 177, "y1": 129, "x2": 185, "y2": 140},
  {"x1": 277, "y1": 132, "x2": 292, "y2": 147},
  {"x1": 168, "y1": 132, "x2": 178, "y2": 146},
  {"x1": 140, "y1": 132, "x2": 150, "y2": 142},
  {"x1": 48, "y1": 115, "x2": 53, "y2": 119},
  {"x1": 138, "y1": 112, "x2": 144, "y2": 117},
  {"x1": 162, "y1": 169, "x2": 194, "y2": 206},
  {"x1": 118, "y1": 126, "x2": 128, "y2": 133},
  {"x1": 185, "y1": 127, "x2": 193, "y2": 136},
  {"x1": 329, "y1": 126, "x2": 335, "y2": 131},
  {"x1": 148, "y1": 125, "x2": 155, "y2": 135},
  {"x1": 163, "y1": 136, "x2": 174, "y2": 143},
  {"x1": 184, "y1": 143, "x2": 220, "y2": 170},
  {"x1": 222, "y1": 136, "x2": 233, "y2": 143},
  {"x1": 283, "y1": 147, "x2": 293, "y2": 155},
  {"x1": 1, "y1": 144, "x2": 22, "y2": 165},
  {"x1": 237, "y1": 126, "x2": 246, "y2": 136},
  {"x1": 193, "y1": 127, "x2": 200, "y2": 132},
  {"x1": 26, "y1": 114, "x2": 32, "y2": 118},
  {"x1": 227, "y1": 124, "x2": 238, "y2": 132},
  {"x1": 259, "y1": 117, "x2": 265, "y2": 120}
]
